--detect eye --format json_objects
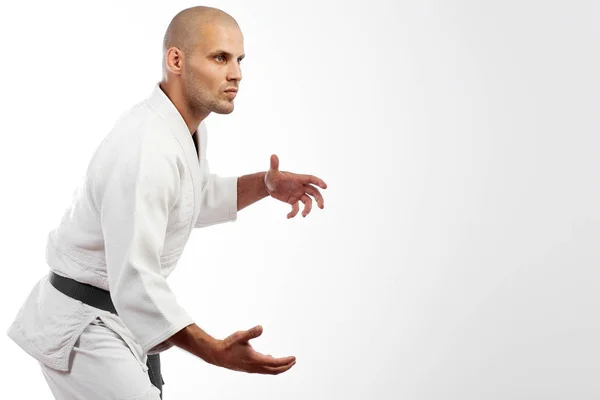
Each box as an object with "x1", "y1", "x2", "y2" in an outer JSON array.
[{"x1": 216, "y1": 55, "x2": 226, "y2": 62}]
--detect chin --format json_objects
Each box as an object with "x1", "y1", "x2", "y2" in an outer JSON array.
[{"x1": 213, "y1": 103, "x2": 235, "y2": 114}]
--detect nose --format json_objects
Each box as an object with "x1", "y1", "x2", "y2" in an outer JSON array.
[{"x1": 227, "y1": 61, "x2": 242, "y2": 82}]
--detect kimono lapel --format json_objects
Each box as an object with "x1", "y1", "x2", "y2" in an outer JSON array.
[{"x1": 145, "y1": 83, "x2": 204, "y2": 230}]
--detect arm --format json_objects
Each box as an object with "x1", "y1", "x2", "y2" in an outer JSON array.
[
  {"x1": 197, "y1": 154, "x2": 328, "y2": 224},
  {"x1": 194, "y1": 121, "x2": 270, "y2": 227},
  {"x1": 194, "y1": 166, "x2": 269, "y2": 228},
  {"x1": 236, "y1": 171, "x2": 269, "y2": 211},
  {"x1": 168, "y1": 322, "x2": 297, "y2": 374},
  {"x1": 167, "y1": 323, "x2": 222, "y2": 365}
]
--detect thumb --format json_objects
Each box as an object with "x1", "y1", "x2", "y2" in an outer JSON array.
[
  {"x1": 240, "y1": 325, "x2": 263, "y2": 342},
  {"x1": 269, "y1": 154, "x2": 279, "y2": 172}
]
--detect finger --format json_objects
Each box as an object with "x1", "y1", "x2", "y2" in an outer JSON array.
[
  {"x1": 300, "y1": 174, "x2": 327, "y2": 189},
  {"x1": 300, "y1": 194, "x2": 312, "y2": 217},
  {"x1": 253, "y1": 353, "x2": 296, "y2": 368},
  {"x1": 304, "y1": 185, "x2": 324, "y2": 209},
  {"x1": 269, "y1": 154, "x2": 279, "y2": 172},
  {"x1": 257, "y1": 360, "x2": 297, "y2": 375},
  {"x1": 237, "y1": 325, "x2": 263, "y2": 343},
  {"x1": 287, "y1": 202, "x2": 299, "y2": 219}
]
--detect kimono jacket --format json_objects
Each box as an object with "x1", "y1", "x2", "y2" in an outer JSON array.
[{"x1": 6, "y1": 83, "x2": 238, "y2": 372}]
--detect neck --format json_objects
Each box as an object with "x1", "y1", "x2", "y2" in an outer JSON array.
[{"x1": 159, "y1": 80, "x2": 210, "y2": 135}]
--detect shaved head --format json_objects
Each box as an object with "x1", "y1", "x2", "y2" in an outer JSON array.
[
  {"x1": 160, "y1": 6, "x2": 245, "y2": 132},
  {"x1": 162, "y1": 6, "x2": 239, "y2": 63}
]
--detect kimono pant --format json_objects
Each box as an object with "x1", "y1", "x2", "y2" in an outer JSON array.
[{"x1": 39, "y1": 317, "x2": 162, "y2": 400}]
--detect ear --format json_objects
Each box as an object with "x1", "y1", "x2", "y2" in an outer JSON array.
[{"x1": 165, "y1": 47, "x2": 184, "y2": 75}]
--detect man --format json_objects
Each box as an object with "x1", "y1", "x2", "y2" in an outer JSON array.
[{"x1": 7, "y1": 6, "x2": 327, "y2": 400}]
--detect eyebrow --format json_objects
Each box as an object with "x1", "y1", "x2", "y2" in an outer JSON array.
[{"x1": 208, "y1": 49, "x2": 245, "y2": 60}]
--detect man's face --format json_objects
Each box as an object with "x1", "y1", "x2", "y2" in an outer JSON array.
[{"x1": 182, "y1": 23, "x2": 245, "y2": 115}]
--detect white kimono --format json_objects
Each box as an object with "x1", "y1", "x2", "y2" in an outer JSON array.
[{"x1": 7, "y1": 83, "x2": 238, "y2": 374}]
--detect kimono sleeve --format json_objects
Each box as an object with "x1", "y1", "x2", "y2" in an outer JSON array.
[
  {"x1": 194, "y1": 159, "x2": 238, "y2": 229},
  {"x1": 99, "y1": 143, "x2": 194, "y2": 355}
]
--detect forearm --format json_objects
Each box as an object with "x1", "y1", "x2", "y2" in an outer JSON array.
[
  {"x1": 237, "y1": 172, "x2": 269, "y2": 211},
  {"x1": 167, "y1": 323, "x2": 222, "y2": 366}
]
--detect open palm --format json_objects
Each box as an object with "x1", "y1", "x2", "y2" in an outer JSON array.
[{"x1": 264, "y1": 154, "x2": 328, "y2": 218}]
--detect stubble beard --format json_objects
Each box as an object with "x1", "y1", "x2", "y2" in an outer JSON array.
[{"x1": 183, "y1": 74, "x2": 234, "y2": 117}]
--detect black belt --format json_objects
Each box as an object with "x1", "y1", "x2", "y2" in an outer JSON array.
[{"x1": 48, "y1": 271, "x2": 165, "y2": 398}]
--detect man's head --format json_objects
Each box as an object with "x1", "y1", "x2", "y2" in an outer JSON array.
[{"x1": 162, "y1": 6, "x2": 244, "y2": 118}]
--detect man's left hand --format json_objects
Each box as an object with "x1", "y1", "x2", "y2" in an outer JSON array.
[{"x1": 264, "y1": 154, "x2": 327, "y2": 219}]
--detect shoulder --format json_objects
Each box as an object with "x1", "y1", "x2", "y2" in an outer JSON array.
[
  {"x1": 93, "y1": 114, "x2": 185, "y2": 185},
  {"x1": 108, "y1": 106, "x2": 183, "y2": 160}
]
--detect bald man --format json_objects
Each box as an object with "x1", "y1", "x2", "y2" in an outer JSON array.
[{"x1": 7, "y1": 6, "x2": 326, "y2": 400}]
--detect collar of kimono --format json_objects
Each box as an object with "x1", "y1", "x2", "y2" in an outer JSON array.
[
  {"x1": 145, "y1": 82, "x2": 204, "y2": 229},
  {"x1": 145, "y1": 82, "x2": 201, "y2": 160}
]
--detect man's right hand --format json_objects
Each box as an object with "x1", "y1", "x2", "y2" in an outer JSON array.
[{"x1": 211, "y1": 325, "x2": 296, "y2": 375}]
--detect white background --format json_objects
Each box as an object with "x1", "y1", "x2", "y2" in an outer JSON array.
[{"x1": 1, "y1": 0, "x2": 599, "y2": 399}]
